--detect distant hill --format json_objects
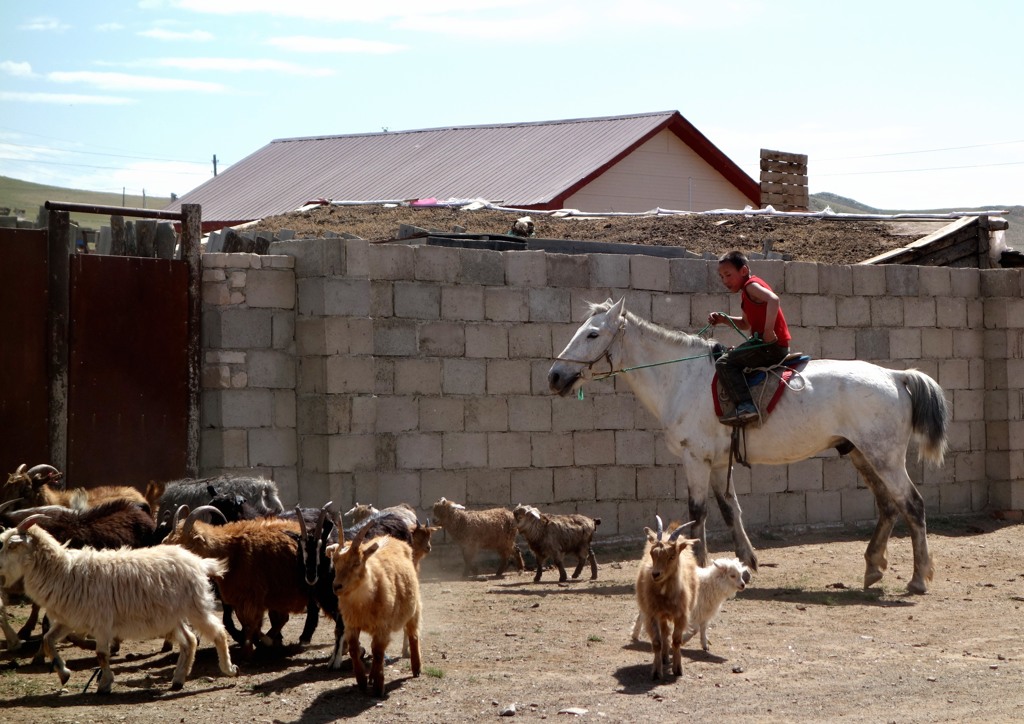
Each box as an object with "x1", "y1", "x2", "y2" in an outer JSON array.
[
  {"x1": 0, "y1": 175, "x2": 172, "y2": 231},
  {"x1": 810, "y1": 191, "x2": 1022, "y2": 248}
]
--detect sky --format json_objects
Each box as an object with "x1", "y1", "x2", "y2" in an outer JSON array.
[{"x1": 1, "y1": 0, "x2": 1022, "y2": 211}]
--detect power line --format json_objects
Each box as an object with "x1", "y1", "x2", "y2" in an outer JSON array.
[
  {"x1": 0, "y1": 155, "x2": 209, "y2": 175},
  {"x1": 816, "y1": 159, "x2": 1024, "y2": 177},
  {"x1": 0, "y1": 140, "x2": 204, "y2": 165},
  {"x1": 819, "y1": 139, "x2": 1024, "y2": 161}
]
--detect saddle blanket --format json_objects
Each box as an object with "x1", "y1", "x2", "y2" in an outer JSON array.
[{"x1": 712, "y1": 355, "x2": 810, "y2": 423}]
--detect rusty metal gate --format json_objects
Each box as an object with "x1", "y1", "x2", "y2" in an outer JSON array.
[
  {"x1": 67, "y1": 254, "x2": 190, "y2": 486},
  {"x1": 0, "y1": 227, "x2": 49, "y2": 476},
  {"x1": 0, "y1": 203, "x2": 202, "y2": 490}
]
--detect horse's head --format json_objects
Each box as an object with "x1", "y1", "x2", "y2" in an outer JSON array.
[{"x1": 548, "y1": 297, "x2": 625, "y2": 396}]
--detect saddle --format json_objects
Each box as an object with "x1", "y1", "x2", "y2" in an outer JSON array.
[{"x1": 712, "y1": 353, "x2": 810, "y2": 426}]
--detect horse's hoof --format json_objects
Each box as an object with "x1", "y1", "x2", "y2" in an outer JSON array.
[
  {"x1": 906, "y1": 580, "x2": 928, "y2": 595},
  {"x1": 863, "y1": 570, "x2": 884, "y2": 589}
]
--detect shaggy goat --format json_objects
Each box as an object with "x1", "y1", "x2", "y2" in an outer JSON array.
[
  {"x1": 3, "y1": 464, "x2": 148, "y2": 512},
  {"x1": 431, "y1": 497, "x2": 525, "y2": 577},
  {"x1": 631, "y1": 556, "x2": 751, "y2": 652},
  {"x1": 330, "y1": 521, "x2": 422, "y2": 697},
  {"x1": 156, "y1": 474, "x2": 284, "y2": 518},
  {"x1": 512, "y1": 504, "x2": 600, "y2": 582},
  {"x1": 163, "y1": 505, "x2": 307, "y2": 656},
  {"x1": 635, "y1": 516, "x2": 699, "y2": 680},
  {"x1": 0, "y1": 515, "x2": 236, "y2": 693},
  {"x1": 345, "y1": 502, "x2": 419, "y2": 530}
]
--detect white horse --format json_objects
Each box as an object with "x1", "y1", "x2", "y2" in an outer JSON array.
[{"x1": 548, "y1": 298, "x2": 949, "y2": 594}]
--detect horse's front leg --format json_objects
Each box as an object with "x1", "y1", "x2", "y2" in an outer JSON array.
[
  {"x1": 710, "y1": 464, "x2": 758, "y2": 572},
  {"x1": 679, "y1": 454, "x2": 711, "y2": 566}
]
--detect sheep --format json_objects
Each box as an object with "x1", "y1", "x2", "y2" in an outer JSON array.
[
  {"x1": 430, "y1": 497, "x2": 525, "y2": 577},
  {"x1": 345, "y1": 502, "x2": 419, "y2": 530},
  {"x1": 163, "y1": 505, "x2": 308, "y2": 656},
  {"x1": 634, "y1": 516, "x2": 699, "y2": 680},
  {"x1": 329, "y1": 521, "x2": 422, "y2": 697},
  {"x1": 3, "y1": 463, "x2": 148, "y2": 512},
  {"x1": 156, "y1": 474, "x2": 284, "y2": 519},
  {"x1": 511, "y1": 503, "x2": 600, "y2": 582},
  {"x1": 631, "y1": 557, "x2": 752, "y2": 652},
  {"x1": 0, "y1": 515, "x2": 236, "y2": 693}
]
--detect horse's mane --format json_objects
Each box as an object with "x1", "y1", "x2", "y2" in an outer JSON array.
[{"x1": 587, "y1": 300, "x2": 712, "y2": 350}]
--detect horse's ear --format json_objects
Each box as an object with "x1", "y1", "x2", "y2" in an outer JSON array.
[{"x1": 608, "y1": 297, "x2": 625, "y2": 320}]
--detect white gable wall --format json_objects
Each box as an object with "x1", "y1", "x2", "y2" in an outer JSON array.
[{"x1": 564, "y1": 128, "x2": 752, "y2": 212}]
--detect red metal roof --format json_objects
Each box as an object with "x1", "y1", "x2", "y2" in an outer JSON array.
[{"x1": 165, "y1": 111, "x2": 759, "y2": 227}]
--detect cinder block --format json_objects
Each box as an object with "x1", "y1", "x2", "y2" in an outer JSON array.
[
  {"x1": 949, "y1": 267, "x2": 980, "y2": 297},
  {"x1": 851, "y1": 265, "x2": 886, "y2": 296},
  {"x1": 786, "y1": 458, "x2": 823, "y2": 492},
  {"x1": 323, "y1": 278, "x2": 371, "y2": 317},
  {"x1": 885, "y1": 265, "x2": 919, "y2": 296},
  {"x1": 413, "y1": 245, "x2": 460, "y2": 283},
  {"x1": 630, "y1": 255, "x2": 670, "y2": 292},
  {"x1": 441, "y1": 285, "x2": 485, "y2": 321},
  {"x1": 369, "y1": 242, "x2": 415, "y2": 280},
  {"x1": 651, "y1": 294, "x2": 690, "y2": 330},
  {"x1": 511, "y1": 469, "x2": 554, "y2": 506},
  {"x1": 669, "y1": 259, "x2": 709, "y2": 293},
  {"x1": 572, "y1": 430, "x2": 616, "y2": 466},
  {"x1": 818, "y1": 265, "x2": 853, "y2": 295},
  {"x1": 487, "y1": 431, "x2": 532, "y2": 468},
  {"x1": 889, "y1": 328, "x2": 922, "y2": 360},
  {"x1": 394, "y1": 281, "x2": 441, "y2": 319},
  {"x1": 442, "y1": 432, "x2": 488, "y2": 469},
  {"x1": 458, "y1": 248, "x2": 504, "y2": 285},
  {"x1": 918, "y1": 266, "x2": 952, "y2": 297},
  {"x1": 373, "y1": 318, "x2": 418, "y2": 356},
  {"x1": 220, "y1": 389, "x2": 273, "y2": 427},
  {"x1": 921, "y1": 328, "x2": 953, "y2": 359},
  {"x1": 594, "y1": 466, "x2": 636, "y2": 501},
  {"x1": 980, "y1": 269, "x2": 1021, "y2": 297},
  {"x1": 903, "y1": 298, "x2": 936, "y2": 327},
  {"x1": 465, "y1": 324, "x2": 508, "y2": 358},
  {"x1": 938, "y1": 358, "x2": 970, "y2": 390},
  {"x1": 615, "y1": 430, "x2": 655, "y2": 466},
  {"x1": 485, "y1": 287, "x2": 529, "y2": 321},
  {"x1": 841, "y1": 488, "x2": 876, "y2": 523},
  {"x1": 591, "y1": 395, "x2": 637, "y2": 430},
  {"x1": 801, "y1": 295, "x2": 837, "y2": 328},
  {"x1": 418, "y1": 321, "x2": 465, "y2": 357},
  {"x1": 508, "y1": 396, "x2": 551, "y2": 432},
  {"x1": 509, "y1": 324, "x2": 552, "y2": 358},
  {"x1": 328, "y1": 433, "x2": 377, "y2": 472},
  {"x1": 420, "y1": 470, "x2": 465, "y2": 510},
  {"x1": 953, "y1": 388, "x2": 984, "y2": 422},
  {"x1": 750, "y1": 465, "x2": 787, "y2": 495},
  {"x1": 487, "y1": 360, "x2": 531, "y2": 395},
  {"x1": 552, "y1": 467, "x2": 597, "y2": 502},
  {"x1": 546, "y1": 253, "x2": 590, "y2": 288},
  {"x1": 785, "y1": 262, "x2": 819, "y2": 294},
  {"x1": 869, "y1": 297, "x2": 903, "y2": 327},
  {"x1": 505, "y1": 250, "x2": 547, "y2": 287},
  {"x1": 442, "y1": 358, "x2": 486, "y2": 396},
  {"x1": 637, "y1": 466, "x2": 676, "y2": 501},
  {"x1": 805, "y1": 491, "x2": 842, "y2": 524},
  {"x1": 529, "y1": 287, "x2": 572, "y2": 322},
  {"x1": 531, "y1": 432, "x2": 574, "y2": 468},
  {"x1": 248, "y1": 428, "x2": 297, "y2": 467},
  {"x1": 820, "y1": 328, "x2": 855, "y2": 359},
  {"x1": 395, "y1": 432, "x2": 443, "y2": 470},
  {"x1": 246, "y1": 269, "x2": 295, "y2": 309},
  {"x1": 325, "y1": 357, "x2": 375, "y2": 394},
  {"x1": 836, "y1": 296, "x2": 870, "y2": 327},
  {"x1": 419, "y1": 397, "x2": 464, "y2": 432},
  {"x1": 246, "y1": 350, "x2": 296, "y2": 389},
  {"x1": 769, "y1": 492, "x2": 806, "y2": 526},
  {"x1": 935, "y1": 297, "x2": 968, "y2": 328},
  {"x1": 465, "y1": 468, "x2": 513, "y2": 507},
  {"x1": 465, "y1": 397, "x2": 508, "y2": 432},
  {"x1": 393, "y1": 358, "x2": 442, "y2": 395},
  {"x1": 592, "y1": 253, "x2": 630, "y2": 289}
]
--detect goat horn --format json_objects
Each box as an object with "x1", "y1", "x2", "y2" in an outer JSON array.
[
  {"x1": 668, "y1": 520, "x2": 696, "y2": 541},
  {"x1": 0, "y1": 498, "x2": 23, "y2": 515},
  {"x1": 171, "y1": 504, "x2": 190, "y2": 530},
  {"x1": 350, "y1": 519, "x2": 375, "y2": 548},
  {"x1": 16, "y1": 513, "x2": 49, "y2": 532},
  {"x1": 182, "y1": 504, "x2": 226, "y2": 537},
  {"x1": 655, "y1": 515, "x2": 664, "y2": 541},
  {"x1": 26, "y1": 464, "x2": 63, "y2": 490},
  {"x1": 296, "y1": 504, "x2": 309, "y2": 541},
  {"x1": 313, "y1": 503, "x2": 331, "y2": 541}
]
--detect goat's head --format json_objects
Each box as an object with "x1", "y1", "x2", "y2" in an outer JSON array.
[
  {"x1": 410, "y1": 519, "x2": 441, "y2": 564},
  {"x1": 330, "y1": 520, "x2": 386, "y2": 597},
  {"x1": 3, "y1": 464, "x2": 63, "y2": 506},
  {"x1": 296, "y1": 502, "x2": 334, "y2": 586},
  {"x1": 0, "y1": 514, "x2": 50, "y2": 588},
  {"x1": 164, "y1": 504, "x2": 226, "y2": 544},
  {"x1": 643, "y1": 515, "x2": 698, "y2": 581},
  {"x1": 713, "y1": 557, "x2": 752, "y2": 592}
]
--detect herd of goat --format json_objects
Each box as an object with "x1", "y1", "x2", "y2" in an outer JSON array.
[{"x1": 0, "y1": 464, "x2": 752, "y2": 695}]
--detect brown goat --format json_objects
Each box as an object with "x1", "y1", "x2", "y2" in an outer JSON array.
[
  {"x1": 163, "y1": 505, "x2": 308, "y2": 656},
  {"x1": 635, "y1": 516, "x2": 698, "y2": 680},
  {"x1": 431, "y1": 498, "x2": 524, "y2": 577},
  {"x1": 3, "y1": 464, "x2": 148, "y2": 513},
  {"x1": 330, "y1": 522, "x2": 422, "y2": 697},
  {"x1": 512, "y1": 504, "x2": 600, "y2": 582}
]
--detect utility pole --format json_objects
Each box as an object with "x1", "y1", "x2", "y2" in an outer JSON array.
[{"x1": 212, "y1": 154, "x2": 218, "y2": 177}]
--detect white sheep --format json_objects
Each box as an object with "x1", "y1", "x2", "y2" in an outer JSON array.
[
  {"x1": 0, "y1": 515, "x2": 237, "y2": 693},
  {"x1": 632, "y1": 556, "x2": 751, "y2": 652}
]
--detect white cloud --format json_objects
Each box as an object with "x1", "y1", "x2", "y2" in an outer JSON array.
[
  {"x1": 267, "y1": 36, "x2": 405, "y2": 54},
  {"x1": 1, "y1": 61, "x2": 34, "y2": 77},
  {"x1": 149, "y1": 56, "x2": 335, "y2": 76},
  {"x1": 19, "y1": 16, "x2": 71, "y2": 32},
  {"x1": 138, "y1": 28, "x2": 214, "y2": 41},
  {"x1": 47, "y1": 71, "x2": 225, "y2": 93},
  {"x1": 173, "y1": 0, "x2": 532, "y2": 22},
  {"x1": 96, "y1": 22, "x2": 125, "y2": 32},
  {"x1": 0, "y1": 91, "x2": 134, "y2": 106}
]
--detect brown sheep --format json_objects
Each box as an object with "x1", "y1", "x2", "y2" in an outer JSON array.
[{"x1": 431, "y1": 498, "x2": 524, "y2": 577}]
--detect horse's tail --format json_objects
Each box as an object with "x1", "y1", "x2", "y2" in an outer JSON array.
[{"x1": 897, "y1": 369, "x2": 949, "y2": 466}]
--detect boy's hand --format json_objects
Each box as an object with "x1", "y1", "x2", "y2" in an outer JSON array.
[{"x1": 708, "y1": 312, "x2": 722, "y2": 325}]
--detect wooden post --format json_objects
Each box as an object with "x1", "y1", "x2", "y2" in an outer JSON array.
[
  {"x1": 760, "y1": 149, "x2": 809, "y2": 211},
  {"x1": 181, "y1": 203, "x2": 202, "y2": 477},
  {"x1": 46, "y1": 209, "x2": 72, "y2": 474}
]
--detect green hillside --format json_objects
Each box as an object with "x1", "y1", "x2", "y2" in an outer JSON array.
[
  {"x1": 810, "y1": 192, "x2": 1023, "y2": 248},
  {"x1": 0, "y1": 175, "x2": 173, "y2": 231}
]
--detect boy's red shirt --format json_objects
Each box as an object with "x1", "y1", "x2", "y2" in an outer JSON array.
[{"x1": 741, "y1": 275, "x2": 791, "y2": 346}]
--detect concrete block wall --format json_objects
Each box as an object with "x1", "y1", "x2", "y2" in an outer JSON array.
[{"x1": 199, "y1": 240, "x2": 1024, "y2": 540}]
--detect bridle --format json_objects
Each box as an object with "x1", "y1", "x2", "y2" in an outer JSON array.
[{"x1": 552, "y1": 315, "x2": 626, "y2": 380}]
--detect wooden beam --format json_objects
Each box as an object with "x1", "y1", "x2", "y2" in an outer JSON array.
[
  {"x1": 181, "y1": 203, "x2": 202, "y2": 478},
  {"x1": 46, "y1": 209, "x2": 71, "y2": 474}
]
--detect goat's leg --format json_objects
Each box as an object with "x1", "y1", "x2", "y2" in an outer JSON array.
[
  {"x1": 17, "y1": 602, "x2": 40, "y2": 640},
  {"x1": 346, "y1": 629, "x2": 367, "y2": 691},
  {"x1": 554, "y1": 553, "x2": 569, "y2": 582},
  {"x1": 630, "y1": 611, "x2": 644, "y2": 642},
  {"x1": 42, "y1": 621, "x2": 72, "y2": 686},
  {"x1": 369, "y1": 638, "x2": 387, "y2": 697},
  {"x1": 327, "y1": 615, "x2": 346, "y2": 670},
  {"x1": 670, "y1": 619, "x2": 684, "y2": 677},
  {"x1": 405, "y1": 613, "x2": 421, "y2": 678},
  {"x1": 94, "y1": 636, "x2": 116, "y2": 694},
  {"x1": 190, "y1": 610, "x2": 237, "y2": 677},
  {"x1": 0, "y1": 597, "x2": 21, "y2": 652},
  {"x1": 169, "y1": 624, "x2": 197, "y2": 691},
  {"x1": 461, "y1": 546, "x2": 477, "y2": 577},
  {"x1": 587, "y1": 547, "x2": 598, "y2": 580},
  {"x1": 298, "y1": 597, "x2": 319, "y2": 645},
  {"x1": 570, "y1": 549, "x2": 587, "y2": 579},
  {"x1": 510, "y1": 545, "x2": 526, "y2": 572},
  {"x1": 266, "y1": 610, "x2": 288, "y2": 647}
]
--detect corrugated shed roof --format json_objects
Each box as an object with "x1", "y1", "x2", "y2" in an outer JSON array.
[{"x1": 165, "y1": 111, "x2": 759, "y2": 226}]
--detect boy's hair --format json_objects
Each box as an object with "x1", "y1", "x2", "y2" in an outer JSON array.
[{"x1": 718, "y1": 250, "x2": 748, "y2": 270}]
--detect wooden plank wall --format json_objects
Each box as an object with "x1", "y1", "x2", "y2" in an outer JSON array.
[{"x1": 760, "y1": 149, "x2": 809, "y2": 211}]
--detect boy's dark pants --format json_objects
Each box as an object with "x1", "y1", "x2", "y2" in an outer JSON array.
[{"x1": 716, "y1": 338, "x2": 790, "y2": 408}]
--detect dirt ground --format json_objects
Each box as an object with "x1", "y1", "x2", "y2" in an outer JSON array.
[
  {"x1": 243, "y1": 205, "x2": 934, "y2": 266},
  {"x1": 2, "y1": 515, "x2": 1023, "y2": 723}
]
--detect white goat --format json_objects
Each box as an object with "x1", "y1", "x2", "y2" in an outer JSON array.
[
  {"x1": 329, "y1": 521, "x2": 422, "y2": 697},
  {"x1": 0, "y1": 515, "x2": 237, "y2": 693},
  {"x1": 632, "y1": 556, "x2": 751, "y2": 652}
]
